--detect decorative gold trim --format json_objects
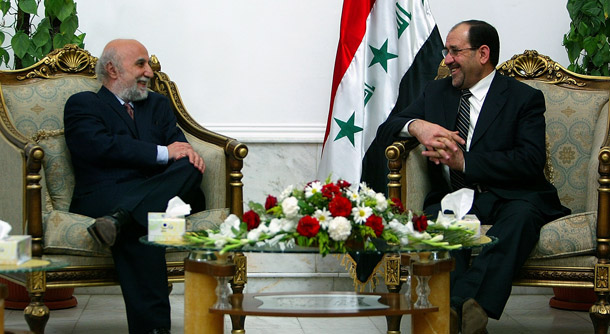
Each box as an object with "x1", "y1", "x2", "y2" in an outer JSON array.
[
  {"x1": 497, "y1": 50, "x2": 587, "y2": 87},
  {"x1": 232, "y1": 253, "x2": 247, "y2": 285},
  {"x1": 15, "y1": 44, "x2": 96, "y2": 81},
  {"x1": 384, "y1": 254, "x2": 401, "y2": 287},
  {"x1": 31, "y1": 129, "x2": 64, "y2": 143},
  {"x1": 595, "y1": 264, "x2": 610, "y2": 292}
]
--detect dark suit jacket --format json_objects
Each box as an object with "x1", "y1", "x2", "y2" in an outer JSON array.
[
  {"x1": 64, "y1": 85, "x2": 187, "y2": 216},
  {"x1": 376, "y1": 72, "x2": 568, "y2": 219}
]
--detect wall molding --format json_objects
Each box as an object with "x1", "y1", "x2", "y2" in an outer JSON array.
[{"x1": 205, "y1": 123, "x2": 326, "y2": 143}]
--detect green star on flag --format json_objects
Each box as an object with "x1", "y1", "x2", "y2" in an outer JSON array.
[
  {"x1": 368, "y1": 39, "x2": 398, "y2": 72},
  {"x1": 333, "y1": 112, "x2": 363, "y2": 146}
]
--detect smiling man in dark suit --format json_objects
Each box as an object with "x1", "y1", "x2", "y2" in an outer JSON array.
[
  {"x1": 64, "y1": 39, "x2": 206, "y2": 334},
  {"x1": 376, "y1": 21, "x2": 570, "y2": 334}
]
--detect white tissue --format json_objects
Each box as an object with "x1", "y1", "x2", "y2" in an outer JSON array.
[
  {"x1": 0, "y1": 220, "x2": 12, "y2": 239},
  {"x1": 165, "y1": 196, "x2": 192, "y2": 218},
  {"x1": 440, "y1": 188, "x2": 474, "y2": 220}
]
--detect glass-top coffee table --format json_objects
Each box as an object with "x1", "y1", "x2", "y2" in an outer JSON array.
[{"x1": 143, "y1": 236, "x2": 496, "y2": 334}]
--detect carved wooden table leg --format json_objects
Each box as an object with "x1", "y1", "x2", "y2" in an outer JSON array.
[
  {"x1": 24, "y1": 272, "x2": 47, "y2": 334},
  {"x1": 184, "y1": 253, "x2": 235, "y2": 334},
  {"x1": 229, "y1": 253, "x2": 247, "y2": 334}
]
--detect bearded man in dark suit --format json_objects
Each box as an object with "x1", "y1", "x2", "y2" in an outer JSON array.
[
  {"x1": 376, "y1": 20, "x2": 570, "y2": 334},
  {"x1": 64, "y1": 39, "x2": 206, "y2": 334}
]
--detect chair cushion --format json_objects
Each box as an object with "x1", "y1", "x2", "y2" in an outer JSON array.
[
  {"x1": 481, "y1": 211, "x2": 596, "y2": 260},
  {"x1": 43, "y1": 208, "x2": 230, "y2": 256},
  {"x1": 36, "y1": 132, "x2": 74, "y2": 212},
  {"x1": 525, "y1": 81, "x2": 609, "y2": 213}
]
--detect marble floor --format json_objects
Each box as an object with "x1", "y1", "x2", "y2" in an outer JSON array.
[{"x1": 3, "y1": 292, "x2": 594, "y2": 334}]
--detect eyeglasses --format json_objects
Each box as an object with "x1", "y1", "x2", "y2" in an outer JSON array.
[{"x1": 442, "y1": 47, "x2": 479, "y2": 58}]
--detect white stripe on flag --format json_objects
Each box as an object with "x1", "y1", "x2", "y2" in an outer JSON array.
[{"x1": 317, "y1": 0, "x2": 438, "y2": 185}]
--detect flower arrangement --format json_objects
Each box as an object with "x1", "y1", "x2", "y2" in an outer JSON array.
[{"x1": 185, "y1": 178, "x2": 477, "y2": 255}]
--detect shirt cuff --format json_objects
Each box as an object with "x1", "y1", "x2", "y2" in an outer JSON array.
[
  {"x1": 157, "y1": 145, "x2": 169, "y2": 164},
  {"x1": 400, "y1": 119, "x2": 417, "y2": 137}
]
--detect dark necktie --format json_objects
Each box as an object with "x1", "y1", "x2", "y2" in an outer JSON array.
[
  {"x1": 450, "y1": 89, "x2": 472, "y2": 190},
  {"x1": 124, "y1": 103, "x2": 134, "y2": 119}
]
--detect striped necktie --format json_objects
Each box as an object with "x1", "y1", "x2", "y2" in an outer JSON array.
[
  {"x1": 124, "y1": 103, "x2": 134, "y2": 120},
  {"x1": 450, "y1": 89, "x2": 472, "y2": 190}
]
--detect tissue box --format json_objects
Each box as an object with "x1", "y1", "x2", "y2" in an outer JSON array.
[
  {"x1": 0, "y1": 235, "x2": 32, "y2": 265},
  {"x1": 453, "y1": 214, "x2": 481, "y2": 239},
  {"x1": 148, "y1": 213, "x2": 186, "y2": 242}
]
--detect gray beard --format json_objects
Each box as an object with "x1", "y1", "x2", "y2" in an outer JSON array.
[{"x1": 118, "y1": 84, "x2": 148, "y2": 102}]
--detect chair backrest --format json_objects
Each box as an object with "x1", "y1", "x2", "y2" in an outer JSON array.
[
  {"x1": 431, "y1": 50, "x2": 610, "y2": 214},
  {"x1": 496, "y1": 50, "x2": 610, "y2": 213}
]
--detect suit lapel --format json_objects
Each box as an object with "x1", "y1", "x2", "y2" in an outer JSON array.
[
  {"x1": 133, "y1": 99, "x2": 152, "y2": 139},
  {"x1": 443, "y1": 87, "x2": 461, "y2": 130},
  {"x1": 97, "y1": 86, "x2": 139, "y2": 137},
  {"x1": 470, "y1": 73, "x2": 508, "y2": 148}
]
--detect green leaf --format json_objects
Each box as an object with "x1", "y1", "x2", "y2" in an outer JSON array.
[
  {"x1": 32, "y1": 27, "x2": 51, "y2": 48},
  {"x1": 0, "y1": 0, "x2": 10, "y2": 16},
  {"x1": 583, "y1": 36, "x2": 598, "y2": 54},
  {"x1": 20, "y1": 53, "x2": 36, "y2": 68},
  {"x1": 11, "y1": 31, "x2": 31, "y2": 59},
  {"x1": 52, "y1": 32, "x2": 72, "y2": 49},
  {"x1": 578, "y1": 21, "x2": 591, "y2": 36},
  {"x1": 18, "y1": 0, "x2": 38, "y2": 15},
  {"x1": 59, "y1": 14, "x2": 78, "y2": 36},
  {"x1": 0, "y1": 47, "x2": 9, "y2": 67},
  {"x1": 0, "y1": 31, "x2": 4, "y2": 46},
  {"x1": 44, "y1": 0, "x2": 73, "y2": 20}
]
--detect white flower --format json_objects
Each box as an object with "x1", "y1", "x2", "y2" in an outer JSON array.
[
  {"x1": 314, "y1": 208, "x2": 332, "y2": 230},
  {"x1": 351, "y1": 205, "x2": 372, "y2": 224},
  {"x1": 359, "y1": 182, "x2": 376, "y2": 198},
  {"x1": 346, "y1": 189, "x2": 360, "y2": 203},
  {"x1": 328, "y1": 216, "x2": 352, "y2": 241},
  {"x1": 219, "y1": 214, "x2": 241, "y2": 237},
  {"x1": 279, "y1": 184, "x2": 295, "y2": 202},
  {"x1": 269, "y1": 218, "x2": 296, "y2": 234},
  {"x1": 375, "y1": 193, "x2": 388, "y2": 211},
  {"x1": 305, "y1": 181, "x2": 323, "y2": 198},
  {"x1": 388, "y1": 219, "x2": 414, "y2": 236},
  {"x1": 247, "y1": 224, "x2": 269, "y2": 242},
  {"x1": 281, "y1": 196, "x2": 300, "y2": 218}
]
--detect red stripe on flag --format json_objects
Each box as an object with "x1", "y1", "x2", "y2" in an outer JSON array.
[{"x1": 322, "y1": 0, "x2": 376, "y2": 146}]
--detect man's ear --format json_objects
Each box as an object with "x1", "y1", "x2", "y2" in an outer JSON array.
[
  {"x1": 478, "y1": 45, "x2": 491, "y2": 65},
  {"x1": 106, "y1": 62, "x2": 119, "y2": 79}
]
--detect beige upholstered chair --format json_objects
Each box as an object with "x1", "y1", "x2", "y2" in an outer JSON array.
[
  {"x1": 385, "y1": 50, "x2": 610, "y2": 333},
  {"x1": 0, "y1": 45, "x2": 248, "y2": 333}
]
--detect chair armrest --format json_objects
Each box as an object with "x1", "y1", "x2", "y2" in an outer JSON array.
[
  {"x1": 385, "y1": 138, "x2": 421, "y2": 204},
  {"x1": 24, "y1": 143, "x2": 44, "y2": 257}
]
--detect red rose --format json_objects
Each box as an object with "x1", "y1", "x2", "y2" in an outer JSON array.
[
  {"x1": 243, "y1": 210, "x2": 260, "y2": 230},
  {"x1": 297, "y1": 216, "x2": 321, "y2": 237},
  {"x1": 390, "y1": 197, "x2": 405, "y2": 214},
  {"x1": 337, "y1": 179, "x2": 351, "y2": 189},
  {"x1": 321, "y1": 183, "x2": 341, "y2": 199},
  {"x1": 328, "y1": 196, "x2": 352, "y2": 217},
  {"x1": 365, "y1": 215, "x2": 384, "y2": 237},
  {"x1": 264, "y1": 195, "x2": 278, "y2": 210},
  {"x1": 413, "y1": 214, "x2": 428, "y2": 232}
]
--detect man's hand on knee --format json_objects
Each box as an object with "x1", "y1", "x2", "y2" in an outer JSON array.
[{"x1": 168, "y1": 141, "x2": 206, "y2": 173}]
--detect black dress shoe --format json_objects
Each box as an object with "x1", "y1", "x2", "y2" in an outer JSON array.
[
  {"x1": 87, "y1": 208, "x2": 131, "y2": 247},
  {"x1": 146, "y1": 329, "x2": 171, "y2": 334},
  {"x1": 461, "y1": 298, "x2": 488, "y2": 334}
]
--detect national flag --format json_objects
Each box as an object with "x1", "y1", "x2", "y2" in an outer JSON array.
[{"x1": 317, "y1": 0, "x2": 444, "y2": 192}]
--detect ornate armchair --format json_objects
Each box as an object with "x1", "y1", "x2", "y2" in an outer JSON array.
[
  {"x1": 0, "y1": 45, "x2": 248, "y2": 333},
  {"x1": 385, "y1": 50, "x2": 610, "y2": 333}
]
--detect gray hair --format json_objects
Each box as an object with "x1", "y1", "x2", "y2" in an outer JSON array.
[{"x1": 95, "y1": 46, "x2": 123, "y2": 83}]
